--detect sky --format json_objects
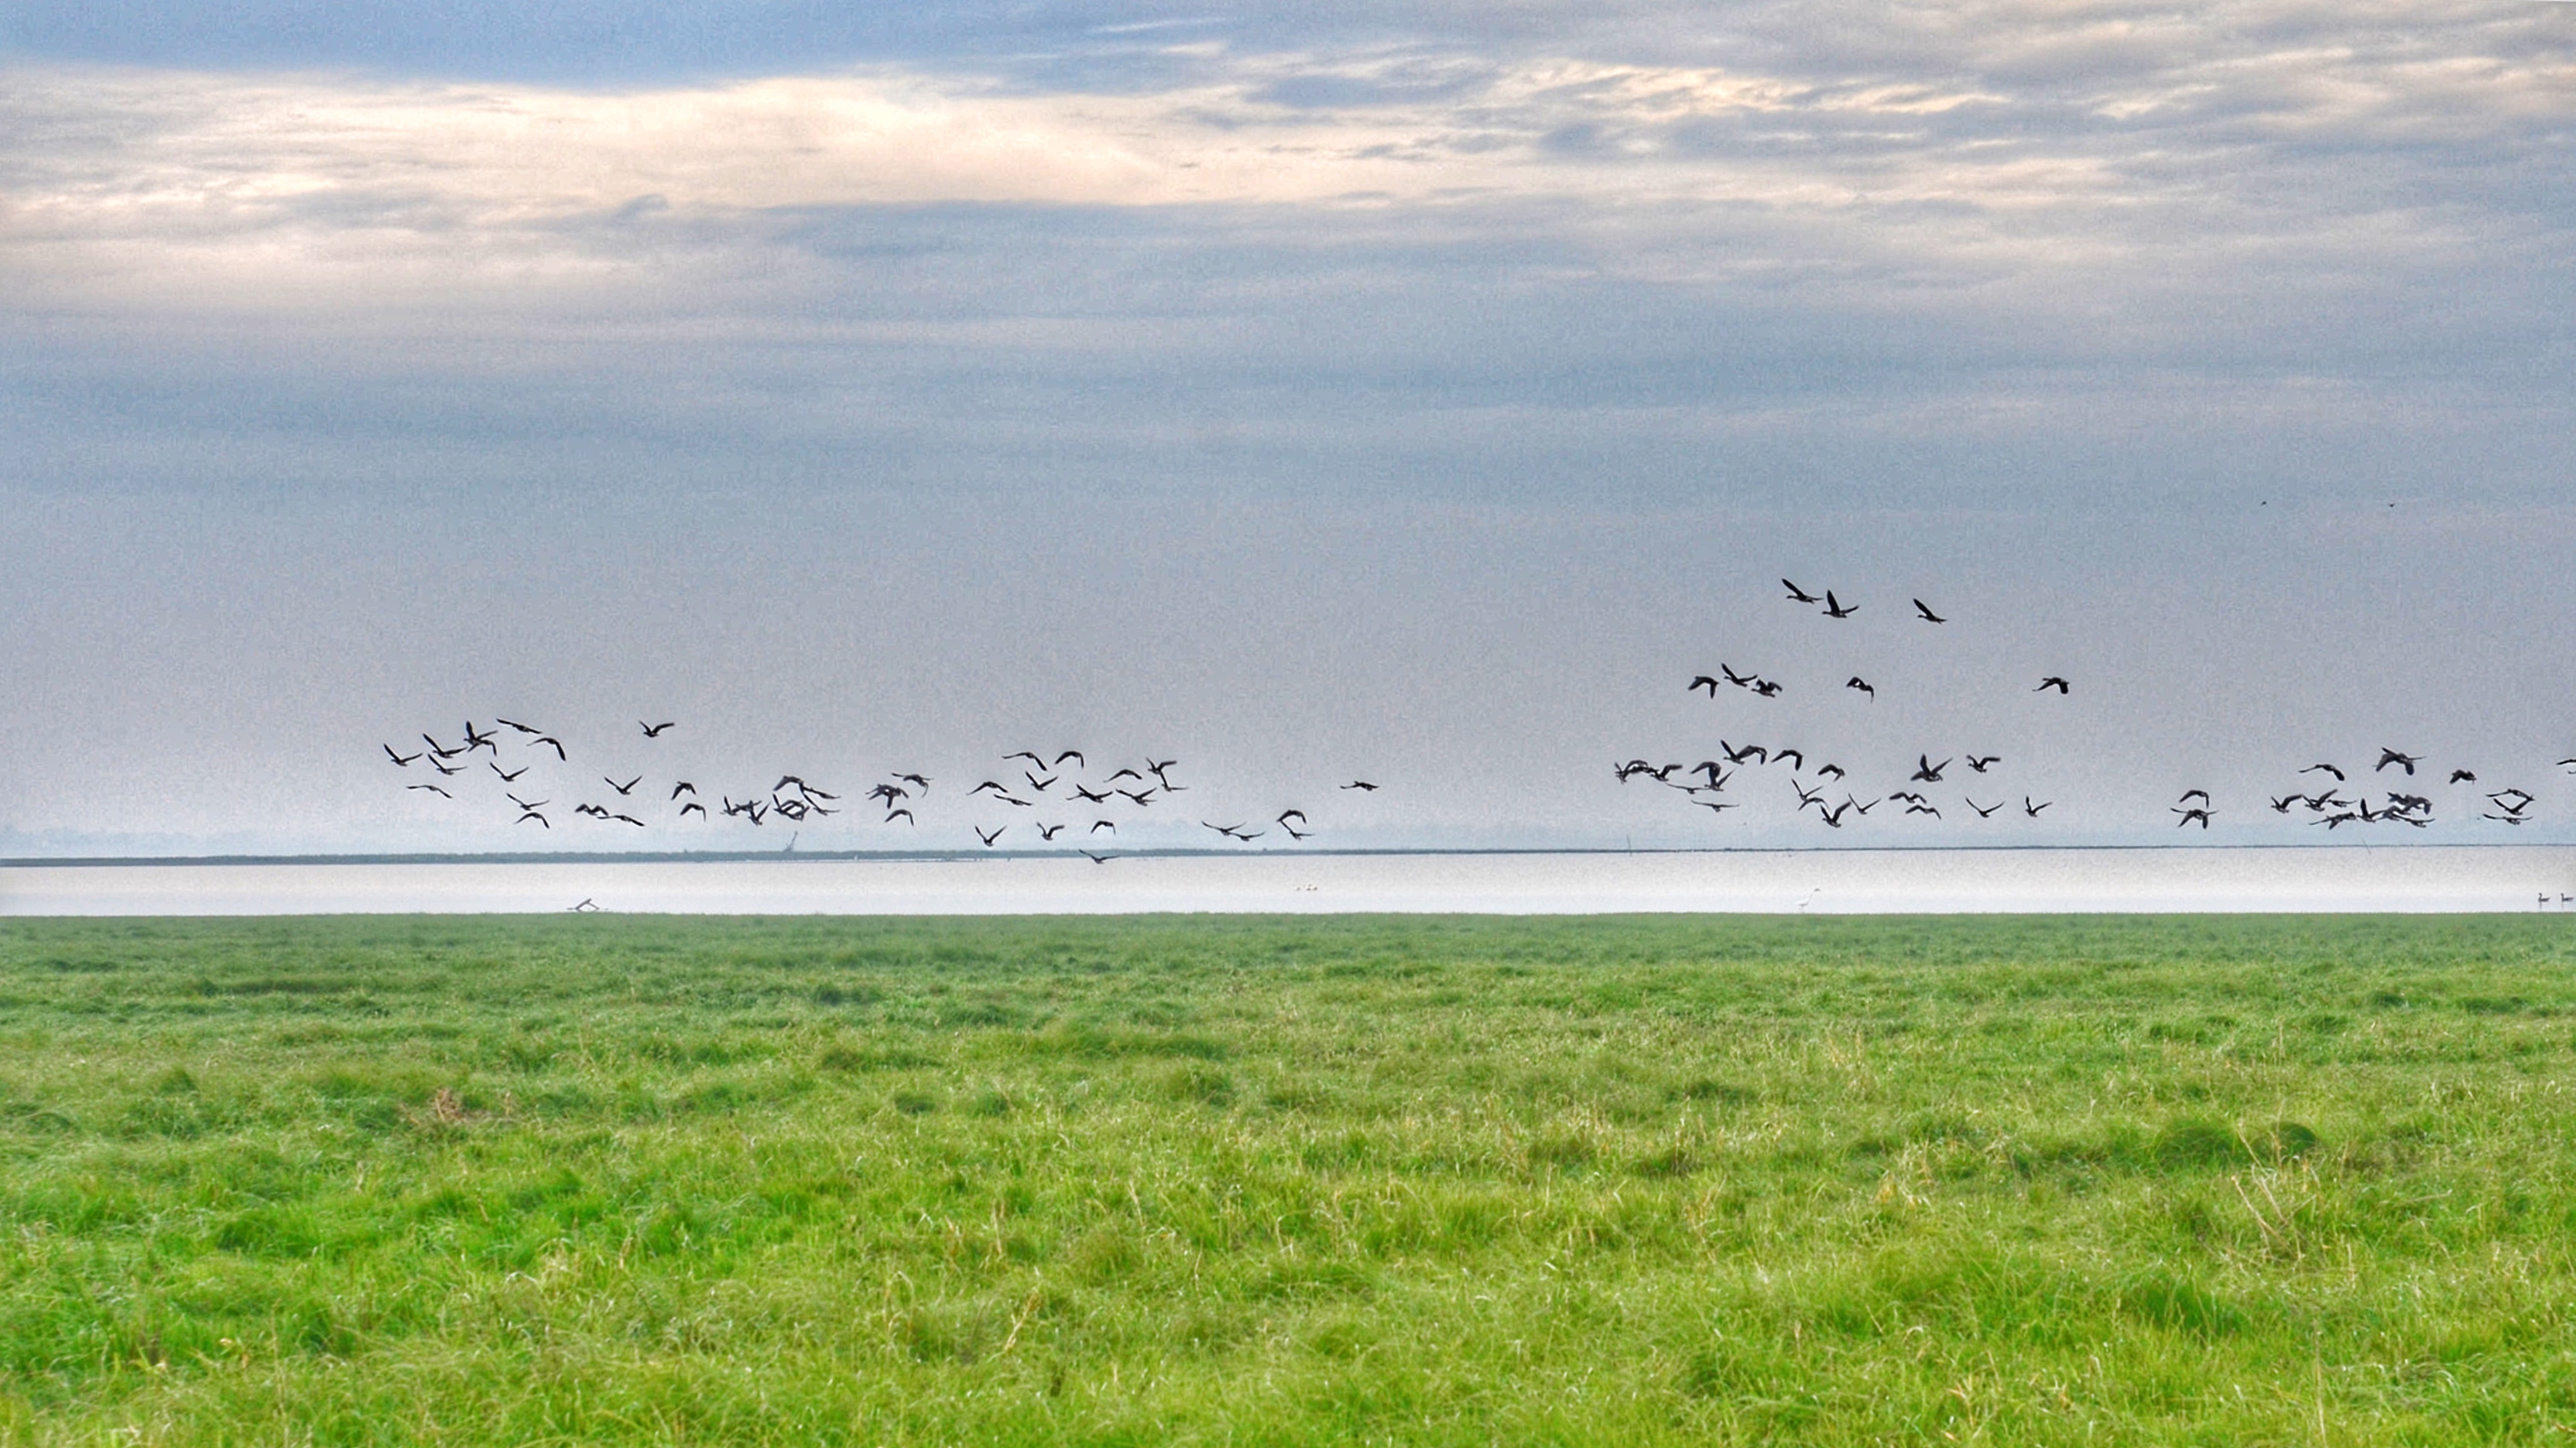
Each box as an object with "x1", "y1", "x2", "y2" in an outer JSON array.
[{"x1": 3, "y1": 0, "x2": 2573, "y2": 857}]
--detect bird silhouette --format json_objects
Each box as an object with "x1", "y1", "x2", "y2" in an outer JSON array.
[
  {"x1": 406, "y1": 783, "x2": 451, "y2": 797},
  {"x1": 1278, "y1": 810, "x2": 1307, "y2": 827},
  {"x1": 383, "y1": 745, "x2": 420, "y2": 766},
  {"x1": 506, "y1": 794, "x2": 546, "y2": 812},
  {"x1": 1341, "y1": 780, "x2": 1379, "y2": 792},
  {"x1": 2173, "y1": 807, "x2": 2214, "y2": 828},
  {"x1": 641, "y1": 721, "x2": 677, "y2": 738},
  {"x1": 1781, "y1": 579, "x2": 1819, "y2": 604},
  {"x1": 1968, "y1": 799, "x2": 2002, "y2": 818},
  {"x1": 2178, "y1": 789, "x2": 2210, "y2": 806},
  {"x1": 893, "y1": 773, "x2": 931, "y2": 792},
  {"x1": 1082, "y1": 851, "x2": 1115, "y2": 863},
  {"x1": 1054, "y1": 751, "x2": 1085, "y2": 769},
  {"x1": 606, "y1": 775, "x2": 640, "y2": 796},
  {"x1": 516, "y1": 811, "x2": 549, "y2": 827},
  {"x1": 679, "y1": 802, "x2": 707, "y2": 819},
  {"x1": 1769, "y1": 748, "x2": 1804, "y2": 771},
  {"x1": 884, "y1": 809, "x2": 914, "y2": 826},
  {"x1": 2301, "y1": 763, "x2": 2345, "y2": 782},
  {"x1": 611, "y1": 813, "x2": 646, "y2": 827},
  {"x1": 1821, "y1": 590, "x2": 1858, "y2": 619},
  {"x1": 1913, "y1": 598, "x2": 1946, "y2": 623},
  {"x1": 1846, "y1": 676, "x2": 1875, "y2": 700},
  {"x1": 1911, "y1": 755, "x2": 1951, "y2": 783},
  {"x1": 1036, "y1": 823, "x2": 1066, "y2": 840},
  {"x1": 2034, "y1": 677, "x2": 2070, "y2": 694},
  {"x1": 975, "y1": 826, "x2": 1005, "y2": 847},
  {"x1": 2024, "y1": 797, "x2": 2051, "y2": 817},
  {"x1": 533, "y1": 736, "x2": 567, "y2": 761},
  {"x1": 1091, "y1": 820, "x2": 1116, "y2": 833},
  {"x1": 670, "y1": 782, "x2": 696, "y2": 799},
  {"x1": 2376, "y1": 748, "x2": 2421, "y2": 775},
  {"x1": 1688, "y1": 675, "x2": 1723, "y2": 697},
  {"x1": 1965, "y1": 755, "x2": 2001, "y2": 773},
  {"x1": 491, "y1": 762, "x2": 529, "y2": 782},
  {"x1": 495, "y1": 717, "x2": 541, "y2": 735}
]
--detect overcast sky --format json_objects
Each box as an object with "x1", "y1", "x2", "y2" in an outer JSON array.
[{"x1": 4, "y1": 0, "x2": 2572, "y2": 857}]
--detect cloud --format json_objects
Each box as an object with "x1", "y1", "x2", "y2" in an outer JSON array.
[{"x1": 2, "y1": 1, "x2": 2563, "y2": 317}]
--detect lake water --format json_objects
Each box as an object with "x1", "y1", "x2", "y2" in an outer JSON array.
[{"x1": 5, "y1": 847, "x2": 2574, "y2": 915}]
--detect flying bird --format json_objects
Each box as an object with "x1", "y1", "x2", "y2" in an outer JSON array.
[
  {"x1": 382, "y1": 745, "x2": 420, "y2": 766},
  {"x1": 1341, "y1": 780, "x2": 1379, "y2": 792},
  {"x1": 1846, "y1": 676, "x2": 1875, "y2": 700},
  {"x1": 1090, "y1": 820, "x2": 1116, "y2": 833},
  {"x1": 606, "y1": 775, "x2": 640, "y2": 796},
  {"x1": 1965, "y1": 755, "x2": 2002, "y2": 773},
  {"x1": 679, "y1": 802, "x2": 707, "y2": 819},
  {"x1": 506, "y1": 794, "x2": 546, "y2": 811},
  {"x1": 670, "y1": 782, "x2": 696, "y2": 799},
  {"x1": 1913, "y1": 598, "x2": 1946, "y2": 623},
  {"x1": 2376, "y1": 748, "x2": 2421, "y2": 775},
  {"x1": 1278, "y1": 810, "x2": 1307, "y2": 827},
  {"x1": 2300, "y1": 763, "x2": 2346, "y2": 782},
  {"x1": 1082, "y1": 851, "x2": 1114, "y2": 864},
  {"x1": 883, "y1": 809, "x2": 913, "y2": 826},
  {"x1": 405, "y1": 783, "x2": 451, "y2": 797},
  {"x1": 491, "y1": 762, "x2": 529, "y2": 782},
  {"x1": 1781, "y1": 579, "x2": 1819, "y2": 604},
  {"x1": 533, "y1": 736, "x2": 567, "y2": 761},
  {"x1": 1967, "y1": 799, "x2": 2002, "y2": 818},
  {"x1": 2024, "y1": 797, "x2": 2051, "y2": 817},
  {"x1": 495, "y1": 718, "x2": 541, "y2": 735},
  {"x1": 1911, "y1": 755, "x2": 1951, "y2": 783},
  {"x1": 2177, "y1": 789, "x2": 2210, "y2": 806},
  {"x1": 639, "y1": 721, "x2": 675, "y2": 738},
  {"x1": 1053, "y1": 751, "x2": 1085, "y2": 769},
  {"x1": 517, "y1": 811, "x2": 550, "y2": 828},
  {"x1": 1688, "y1": 675, "x2": 1723, "y2": 697},
  {"x1": 892, "y1": 773, "x2": 931, "y2": 792},
  {"x1": 1821, "y1": 590, "x2": 1858, "y2": 619},
  {"x1": 975, "y1": 826, "x2": 1005, "y2": 847},
  {"x1": 1036, "y1": 824, "x2": 1066, "y2": 841},
  {"x1": 611, "y1": 813, "x2": 646, "y2": 827},
  {"x1": 2448, "y1": 770, "x2": 2477, "y2": 784},
  {"x1": 2173, "y1": 808, "x2": 2214, "y2": 829},
  {"x1": 2034, "y1": 677, "x2": 2071, "y2": 694}
]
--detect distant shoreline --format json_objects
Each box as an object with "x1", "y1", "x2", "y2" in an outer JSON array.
[{"x1": 5, "y1": 841, "x2": 2569, "y2": 869}]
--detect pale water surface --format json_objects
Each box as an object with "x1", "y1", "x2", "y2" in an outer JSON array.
[{"x1": 5, "y1": 848, "x2": 2576, "y2": 916}]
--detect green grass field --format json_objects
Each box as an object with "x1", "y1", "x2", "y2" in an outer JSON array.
[{"x1": 0, "y1": 914, "x2": 2571, "y2": 1444}]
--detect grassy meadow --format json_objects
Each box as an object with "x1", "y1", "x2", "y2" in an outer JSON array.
[{"x1": 0, "y1": 913, "x2": 2571, "y2": 1443}]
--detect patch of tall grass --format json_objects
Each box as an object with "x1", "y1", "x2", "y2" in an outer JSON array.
[{"x1": 0, "y1": 914, "x2": 2569, "y2": 1443}]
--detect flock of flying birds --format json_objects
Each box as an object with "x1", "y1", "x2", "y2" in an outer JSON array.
[
  {"x1": 1615, "y1": 577, "x2": 2569, "y2": 836},
  {"x1": 383, "y1": 573, "x2": 2567, "y2": 849},
  {"x1": 382, "y1": 718, "x2": 1378, "y2": 856}
]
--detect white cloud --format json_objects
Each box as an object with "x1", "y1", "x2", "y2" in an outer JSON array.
[{"x1": 1, "y1": 2, "x2": 2561, "y2": 317}]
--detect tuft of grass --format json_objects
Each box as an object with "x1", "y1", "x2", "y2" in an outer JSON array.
[{"x1": 0, "y1": 912, "x2": 2571, "y2": 1443}]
